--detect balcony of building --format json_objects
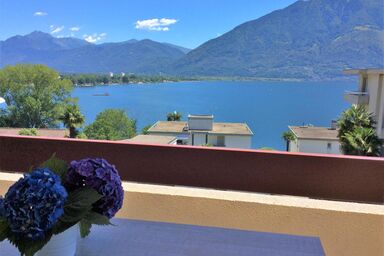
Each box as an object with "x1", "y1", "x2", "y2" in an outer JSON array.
[
  {"x1": 344, "y1": 91, "x2": 369, "y2": 105},
  {"x1": 0, "y1": 135, "x2": 383, "y2": 255}
]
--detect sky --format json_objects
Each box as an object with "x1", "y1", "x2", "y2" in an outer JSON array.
[{"x1": 0, "y1": 0, "x2": 297, "y2": 49}]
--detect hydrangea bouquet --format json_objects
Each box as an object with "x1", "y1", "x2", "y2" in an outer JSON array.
[{"x1": 0, "y1": 156, "x2": 124, "y2": 256}]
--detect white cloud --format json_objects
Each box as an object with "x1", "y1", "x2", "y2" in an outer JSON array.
[
  {"x1": 50, "y1": 25, "x2": 64, "y2": 34},
  {"x1": 135, "y1": 18, "x2": 177, "y2": 31},
  {"x1": 83, "y1": 33, "x2": 107, "y2": 43},
  {"x1": 34, "y1": 11, "x2": 47, "y2": 16},
  {"x1": 70, "y1": 27, "x2": 81, "y2": 32}
]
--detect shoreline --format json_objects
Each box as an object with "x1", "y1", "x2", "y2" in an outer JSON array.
[{"x1": 75, "y1": 76, "x2": 355, "y2": 87}]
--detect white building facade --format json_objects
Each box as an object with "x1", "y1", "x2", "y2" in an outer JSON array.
[
  {"x1": 344, "y1": 69, "x2": 384, "y2": 140},
  {"x1": 288, "y1": 126, "x2": 342, "y2": 155},
  {"x1": 147, "y1": 115, "x2": 253, "y2": 149}
]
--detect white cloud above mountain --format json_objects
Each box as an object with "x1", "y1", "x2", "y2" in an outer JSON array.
[
  {"x1": 50, "y1": 25, "x2": 64, "y2": 34},
  {"x1": 135, "y1": 18, "x2": 177, "y2": 31},
  {"x1": 70, "y1": 27, "x2": 81, "y2": 32},
  {"x1": 83, "y1": 33, "x2": 107, "y2": 43}
]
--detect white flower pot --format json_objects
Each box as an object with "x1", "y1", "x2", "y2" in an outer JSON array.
[{"x1": 36, "y1": 224, "x2": 79, "y2": 256}]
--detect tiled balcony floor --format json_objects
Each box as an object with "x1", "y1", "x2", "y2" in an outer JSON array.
[{"x1": 2, "y1": 218, "x2": 324, "y2": 256}]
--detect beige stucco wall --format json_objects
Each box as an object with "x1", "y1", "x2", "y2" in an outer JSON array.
[
  {"x1": 296, "y1": 139, "x2": 341, "y2": 155},
  {"x1": 0, "y1": 174, "x2": 383, "y2": 256},
  {"x1": 366, "y1": 73, "x2": 384, "y2": 138}
]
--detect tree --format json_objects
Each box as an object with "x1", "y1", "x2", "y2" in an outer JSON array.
[
  {"x1": 337, "y1": 105, "x2": 381, "y2": 156},
  {"x1": 167, "y1": 111, "x2": 182, "y2": 121},
  {"x1": 0, "y1": 64, "x2": 73, "y2": 128},
  {"x1": 282, "y1": 130, "x2": 295, "y2": 151},
  {"x1": 18, "y1": 128, "x2": 38, "y2": 136},
  {"x1": 84, "y1": 109, "x2": 136, "y2": 140},
  {"x1": 341, "y1": 127, "x2": 381, "y2": 156},
  {"x1": 259, "y1": 147, "x2": 275, "y2": 151},
  {"x1": 141, "y1": 124, "x2": 152, "y2": 135},
  {"x1": 59, "y1": 103, "x2": 85, "y2": 138}
]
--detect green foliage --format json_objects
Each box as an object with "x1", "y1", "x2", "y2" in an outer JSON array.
[
  {"x1": 18, "y1": 128, "x2": 38, "y2": 136},
  {"x1": 59, "y1": 103, "x2": 85, "y2": 138},
  {"x1": 141, "y1": 124, "x2": 152, "y2": 135},
  {"x1": 60, "y1": 187, "x2": 102, "y2": 223},
  {"x1": 79, "y1": 212, "x2": 111, "y2": 238},
  {"x1": 85, "y1": 212, "x2": 111, "y2": 226},
  {"x1": 167, "y1": 111, "x2": 182, "y2": 121},
  {"x1": 84, "y1": 109, "x2": 136, "y2": 140},
  {"x1": 79, "y1": 219, "x2": 92, "y2": 238},
  {"x1": 9, "y1": 231, "x2": 53, "y2": 256},
  {"x1": 40, "y1": 154, "x2": 68, "y2": 181},
  {"x1": 61, "y1": 73, "x2": 185, "y2": 86},
  {"x1": 282, "y1": 130, "x2": 295, "y2": 151},
  {"x1": 76, "y1": 132, "x2": 88, "y2": 139},
  {"x1": 282, "y1": 130, "x2": 295, "y2": 142},
  {"x1": 341, "y1": 127, "x2": 381, "y2": 156},
  {"x1": 0, "y1": 64, "x2": 73, "y2": 128},
  {"x1": 337, "y1": 105, "x2": 381, "y2": 156},
  {"x1": 0, "y1": 218, "x2": 8, "y2": 242},
  {"x1": 259, "y1": 147, "x2": 275, "y2": 151}
]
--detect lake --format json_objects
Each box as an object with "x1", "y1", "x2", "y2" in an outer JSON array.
[{"x1": 73, "y1": 80, "x2": 355, "y2": 150}]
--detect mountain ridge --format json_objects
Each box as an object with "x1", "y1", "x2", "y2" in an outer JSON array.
[
  {"x1": 0, "y1": 31, "x2": 190, "y2": 74},
  {"x1": 0, "y1": 0, "x2": 383, "y2": 80},
  {"x1": 171, "y1": 0, "x2": 384, "y2": 79}
]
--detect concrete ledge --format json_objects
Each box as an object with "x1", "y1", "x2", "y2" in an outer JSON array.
[{"x1": 1, "y1": 173, "x2": 383, "y2": 256}]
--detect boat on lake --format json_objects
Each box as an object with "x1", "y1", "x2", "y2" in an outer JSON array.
[{"x1": 92, "y1": 92, "x2": 110, "y2": 96}]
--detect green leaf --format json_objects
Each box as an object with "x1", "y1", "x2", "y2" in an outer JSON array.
[
  {"x1": 52, "y1": 220, "x2": 76, "y2": 236},
  {"x1": 0, "y1": 218, "x2": 9, "y2": 242},
  {"x1": 85, "y1": 212, "x2": 111, "y2": 226},
  {"x1": 40, "y1": 154, "x2": 68, "y2": 181},
  {"x1": 60, "y1": 187, "x2": 102, "y2": 223},
  {"x1": 7, "y1": 231, "x2": 53, "y2": 256},
  {"x1": 79, "y1": 219, "x2": 92, "y2": 238}
]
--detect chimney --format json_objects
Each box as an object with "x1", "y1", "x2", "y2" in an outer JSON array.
[
  {"x1": 330, "y1": 120, "x2": 338, "y2": 130},
  {"x1": 188, "y1": 115, "x2": 214, "y2": 130}
]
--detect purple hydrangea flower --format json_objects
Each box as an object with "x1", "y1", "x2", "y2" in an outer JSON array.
[
  {"x1": 66, "y1": 158, "x2": 124, "y2": 218},
  {"x1": 2, "y1": 168, "x2": 67, "y2": 240}
]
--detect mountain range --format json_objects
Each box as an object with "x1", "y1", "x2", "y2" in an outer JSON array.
[{"x1": 0, "y1": 0, "x2": 383, "y2": 80}]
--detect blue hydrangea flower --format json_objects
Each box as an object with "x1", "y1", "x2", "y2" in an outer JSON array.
[
  {"x1": 2, "y1": 168, "x2": 67, "y2": 240},
  {"x1": 66, "y1": 158, "x2": 124, "y2": 218}
]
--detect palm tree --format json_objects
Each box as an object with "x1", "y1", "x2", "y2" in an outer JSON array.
[
  {"x1": 282, "y1": 130, "x2": 295, "y2": 151},
  {"x1": 337, "y1": 105, "x2": 381, "y2": 156},
  {"x1": 167, "y1": 111, "x2": 182, "y2": 121},
  {"x1": 60, "y1": 104, "x2": 85, "y2": 138},
  {"x1": 341, "y1": 127, "x2": 381, "y2": 156}
]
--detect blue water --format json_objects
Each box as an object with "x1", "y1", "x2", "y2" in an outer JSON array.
[{"x1": 73, "y1": 81, "x2": 355, "y2": 150}]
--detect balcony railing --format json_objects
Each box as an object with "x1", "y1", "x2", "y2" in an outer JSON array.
[
  {"x1": 0, "y1": 134, "x2": 383, "y2": 204},
  {"x1": 344, "y1": 91, "x2": 369, "y2": 105},
  {"x1": 0, "y1": 135, "x2": 383, "y2": 256}
]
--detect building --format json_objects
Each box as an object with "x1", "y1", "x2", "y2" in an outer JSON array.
[
  {"x1": 288, "y1": 125, "x2": 341, "y2": 155},
  {"x1": 122, "y1": 134, "x2": 177, "y2": 145},
  {"x1": 147, "y1": 114, "x2": 253, "y2": 149},
  {"x1": 344, "y1": 69, "x2": 384, "y2": 139},
  {"x1": 0, "y1": 128, "x2": 68, "y2": 138}
]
